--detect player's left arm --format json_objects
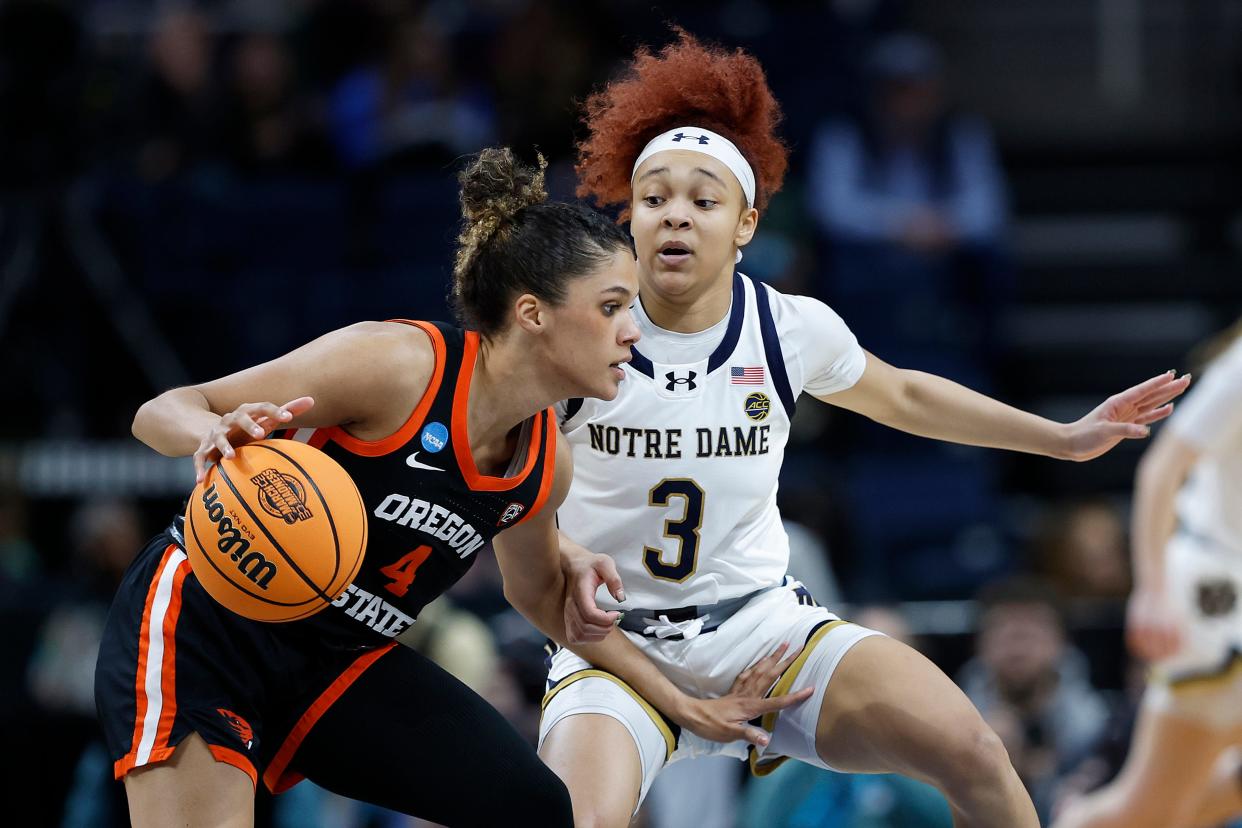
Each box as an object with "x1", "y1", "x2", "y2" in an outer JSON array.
[
  {"x1": 818, "y1": 352, "x2": 1190, "y2": 462},
  {"x1": 492, "y1": 431, "x2": 583, "y2": 644}
]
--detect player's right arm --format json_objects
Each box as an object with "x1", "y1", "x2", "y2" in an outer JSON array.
[{"x1": 132, "y1": 321, "x2": 434, "y2": 480}]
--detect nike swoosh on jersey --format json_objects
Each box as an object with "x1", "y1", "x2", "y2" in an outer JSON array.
[{"x1": 405, "y1": 452, "x2": 443, "y2": 472}]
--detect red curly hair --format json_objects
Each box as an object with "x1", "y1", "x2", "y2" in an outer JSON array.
[{"x1": 577, "y1": 29, "x2": 788, "y2": 219}]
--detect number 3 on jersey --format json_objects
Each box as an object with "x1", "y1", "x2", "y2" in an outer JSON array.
[{"x1": 643, "y1": 478, "x2": 705, "y2": 582}]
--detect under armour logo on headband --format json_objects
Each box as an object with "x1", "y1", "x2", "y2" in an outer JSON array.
[{"x1": 671, "y1": 133, "x2": 710, "y2": 145}]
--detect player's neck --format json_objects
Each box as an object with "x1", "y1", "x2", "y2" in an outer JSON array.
[
  {"x1": 640, "y1": 264, "x2": 734, "y2": 334},
  {"x1": 466, "y1": 339, "x2": 550, "y2": 459}
]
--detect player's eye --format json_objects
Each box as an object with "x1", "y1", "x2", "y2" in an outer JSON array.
[
  {"x1": 695, "y1": 199, "x2": 718, "y2": 209},
  {"x1": 643, "y1": 195, "x2": 664, "y2": 207}
]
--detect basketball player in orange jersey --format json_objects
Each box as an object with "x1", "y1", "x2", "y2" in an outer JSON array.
[
  {"x1": 512, "y1": 33, "x2": 1191, "y2": 828},
  {"x1": 1054, "y1": 319, "x2": 1242, "y2": 828},
  {"x1": 94, "y1": 147, "x2": 801, "y2": 827}
]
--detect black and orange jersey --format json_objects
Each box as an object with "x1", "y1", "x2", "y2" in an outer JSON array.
[{"x1": 269, "y1": 320, "x2": 557, "y2": 647}]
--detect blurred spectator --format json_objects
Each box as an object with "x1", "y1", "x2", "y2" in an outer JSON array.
[
  {"x1": 807, "y1": 32, "x2": 1010, "y2": 362},
  {"x1": 737, "y1": 605, "x2": 952, "y2": 828},
  {"x1": 133, "y1": 8, "x2": 221, "y2": 181},
  {"x1": 327, "y1": 8, "x2": 494, "y2": 170},
  {"x1": 959, "y1": 577, "x2": 1109, "y2": 822},
  {"x1": 219, "y1": 32, "x2": 331, "y2": 174},
  {"x1": 1035, "y1": 499, "x2": 1131, "y2": 605}
]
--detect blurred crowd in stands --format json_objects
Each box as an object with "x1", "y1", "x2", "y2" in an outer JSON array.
[{"x1": 1, "y1": 0, "x2": 1238, "y2": 826}]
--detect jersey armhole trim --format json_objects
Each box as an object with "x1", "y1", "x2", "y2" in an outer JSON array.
[
  {"x1": 752, "y1": 280, "x2": 797, "y2": 418},
  {"x1": 515, "y1": 409, "x2": 558, "y2": 526},
  {"x1": 453, "y1": 330, "x2": 544, "y2": 492},
  {"x1": 323, "y1": 320, "x2": 447, "y2": 457}
]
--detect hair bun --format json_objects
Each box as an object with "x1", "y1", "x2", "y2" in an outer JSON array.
[{"x1": 459, "y1": 147, "x2": 548, "y2": 237}]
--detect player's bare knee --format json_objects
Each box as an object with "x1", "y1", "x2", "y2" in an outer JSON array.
[{"x1": 937, "y1": 722, "x2": 1014, "y2": 797}]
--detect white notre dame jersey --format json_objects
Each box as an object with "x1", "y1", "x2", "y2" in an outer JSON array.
[
  {"x1": 556, "y1": 273, "x2": 866, "y2": 610},
  {"x1": 1167, "y1": 335, "x2": 1242, "y2": 557}
]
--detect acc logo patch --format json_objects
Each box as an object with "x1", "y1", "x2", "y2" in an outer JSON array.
[
  {"x1": 421, "y1": 422, "x2": 448, "y2": 453},
  {"x1": 743, "y1": 392, "x2": 770, "y2": 422},
  {"x1": 250, "y1": 469, "x2": 313, "y2": 524}
]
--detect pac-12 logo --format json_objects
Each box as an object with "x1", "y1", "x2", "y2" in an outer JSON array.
[
  {"x1": 251, "y1": 468, "x2": 313, "y2": 524},
  {"x1": 743, "y1": 392, "x2": 770, "y2": 422},
  {"x1": 421, "y1": 422, "x2": 448, "y2": 453},
  {"x1": 498, "y1": 502, "x2": 525, "y2": 526}
]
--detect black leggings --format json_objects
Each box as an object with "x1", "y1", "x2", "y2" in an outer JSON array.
[{"x1": 292, "y1": 646, "x2": 572, "y2": 828}]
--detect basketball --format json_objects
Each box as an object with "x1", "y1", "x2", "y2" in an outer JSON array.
[{"x1": 183, "y1": 439, "x2": 367, "y2": 622}]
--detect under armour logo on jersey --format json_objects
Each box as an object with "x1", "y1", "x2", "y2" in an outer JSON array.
[
  {"x1": 665, "y1": 371, "x2": 697, "y2": 391},
  {"x1": 671, "y1": 132, "x2": 710, "y2": 145}
]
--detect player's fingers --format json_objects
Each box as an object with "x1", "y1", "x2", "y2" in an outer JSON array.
[
  {"x1": 749, "y1": 642, "x2": 789, "y2": 674},
  {"x1": 214, "y1": 432, "x2": 236, "y2": 460},
  {"x1": 1103, "y1": 421, "x2": 1150, "y2": 440},
  {"x1": 773, "y1": 646, "x2": 804, "y2": 677},
  {"x1": 731, "y1": 724, "x2": 771, "y2": 748},
  {"x1": 193, "y1": 449, "x2": 210, "y2": 483},
  {"x1": 1133, "y1": 403, "x2": 1174, "y2": 425},
  {"x1": 753, "y1": 686, "x2": 814, "y2": 715},
  {"x1": 595, "y1": 557, "x2": 627, "y2": 603},
  {"x1": 231, "y1": 413, "x2": 267, "y2": 440},
  {"x1": 1120, "y1": 370, "x2": 1178, "y2": 404},
  {"x1": 1133, "y1": 373, "x2": 1190, "y2": 408},
  {"x1": 573, "y1": 578, "x2": 617, "y2": 627},
  {"x1": 280, "y1": 396, "x2": 315, "y2": 418}
]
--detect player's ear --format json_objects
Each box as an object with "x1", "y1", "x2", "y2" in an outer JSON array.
[
  {"x1": 513, "y1": 293, "x2": 545, "y2": 334},
  {"x1": 734, "y1": 207, "x2": 759, "y2": 250}
]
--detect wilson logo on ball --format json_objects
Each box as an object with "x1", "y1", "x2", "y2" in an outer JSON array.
[
  {"x1": 251, "y1": 468, "x2": 314, "y2": 525},
  {"x1": 201, "y1": 483, "x2": 279, "y2": 590}
]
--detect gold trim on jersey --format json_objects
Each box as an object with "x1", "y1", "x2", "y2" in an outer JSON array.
[
  {"x1": 1155, "y1": 650, "x2": 1242, "y2": 693},
  {"x1": 541, "y1": 668, "x2": 678, "y2": 761},
  {"x1": 749, "y1": 618, "x2": 851, "y2": 777}
]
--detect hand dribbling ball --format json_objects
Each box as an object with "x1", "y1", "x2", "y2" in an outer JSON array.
[{"x1": 184, "y1": 439, "x2": 366, "y2": 622}]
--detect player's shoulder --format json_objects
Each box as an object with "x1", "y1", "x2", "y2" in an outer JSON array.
[
  {"x1": 744, "y1": 277, "x2": 845, "y2": 330},
  {"x1": 331, "y1": 320, "x2": 442, "y2": 398}
]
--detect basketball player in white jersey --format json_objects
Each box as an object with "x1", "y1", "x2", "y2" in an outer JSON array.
[
  {"x1": 1054, "y1": 321, "x2": 1242, "y2": 828},
  {"x1": 487, "y1": 34, "x2": 1191, "y2": 828}
]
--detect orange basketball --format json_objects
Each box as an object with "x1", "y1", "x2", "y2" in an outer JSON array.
[{"x1": 183, "y1": 439, "x2": 367, "y2": 622}]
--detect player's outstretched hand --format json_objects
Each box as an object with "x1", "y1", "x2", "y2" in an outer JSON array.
[
  {"x1": 561, "y1": 540, "x2": 625, "y2": 645},
  {"x1": 1063, "y1": 370, "x2": 1191, "y2": 462},
  {"x1": 194, "y1": 397, "x2": 315, "y2": 483},
  {"x1": 1126, "y1": 586, "x2": 1183, "y2": 663},
  {"x1": 677, "y1": 642, "x2": 814, "y2": 747}
]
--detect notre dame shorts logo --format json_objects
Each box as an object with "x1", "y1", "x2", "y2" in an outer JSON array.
[
  {"x1": 1197, "y1": 578, "x2": 1237, "y2": 618},
  {"x1": 743, "y1": 392, "x2": 770, "y2": 422}
]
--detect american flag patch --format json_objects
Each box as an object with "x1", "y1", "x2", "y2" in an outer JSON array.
[{"x1": 731, "y1": 366, "x2": 765, "y2": 385}]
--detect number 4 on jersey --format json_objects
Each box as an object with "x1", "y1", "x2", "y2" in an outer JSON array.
[{"x1": 380, "y1": 545, "x2": 432, "y2": 597}]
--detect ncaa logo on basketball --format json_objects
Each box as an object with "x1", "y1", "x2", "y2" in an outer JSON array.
[
  {"x1": 251, "y1": 468, "x2": 313, "y2": 525},
  {"x1": 498, "y1": 502, "x2": 525, "y2": 526},
  {"x1": 421, "y1": 422, "x2": 448, "y2": 453},
  {"x1": 743, "y1": 392, "x2": 770, "y2": 422}
]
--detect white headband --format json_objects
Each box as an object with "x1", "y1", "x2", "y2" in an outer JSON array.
[{"x1": 631, "y1": 126, "x2": 756, "y2": 208}]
